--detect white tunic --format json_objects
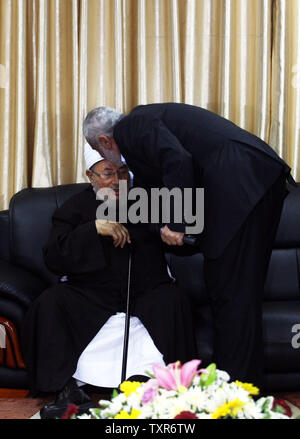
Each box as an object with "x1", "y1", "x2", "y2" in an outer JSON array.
[{"x1": 72, "y1": 312, "x2": 166, "y2": 388}]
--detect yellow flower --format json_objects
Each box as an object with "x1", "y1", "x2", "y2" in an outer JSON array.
[
  {"x1": 212, "y1": 399, "x2": 245, "y2": 419},
  {"x1": 177, "y1": 385, "x2": 186, "y2": 394},
  {"x1": 235, "y1": 381, "x2": 259, "y2": 396},
  {"x1": 119, "y1": 381, "x2": 141, "y2": 397},
  {"x1": 114, "y1": 410, "x2": 131, "y2": 419},
  {"x1": 114, "y1": 409, "x2": 142, "y2": 419}
]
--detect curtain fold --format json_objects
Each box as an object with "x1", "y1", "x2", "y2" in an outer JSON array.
[
  {"x1": 0, "y1": 0, "x2": 299, "y2": 210},
  {"x1": 270, "y1": 0, "x2": 300, "y2": 180}
]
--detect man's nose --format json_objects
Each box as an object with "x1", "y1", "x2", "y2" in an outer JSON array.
[{"x1": 112, "y1": 172, "x2": 120, "y2": 184}]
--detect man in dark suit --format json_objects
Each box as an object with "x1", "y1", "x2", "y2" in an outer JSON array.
[{"x1": 83, "y1": 103, "x2": 297, "y2": 387}]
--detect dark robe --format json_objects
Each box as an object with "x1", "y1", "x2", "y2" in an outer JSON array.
[
  {"x1": 20, "y1": 186, "x2": 198, "y2": 393},
  {"x1": 113, "y1": 102, "x2": 294, "y2": 258}
]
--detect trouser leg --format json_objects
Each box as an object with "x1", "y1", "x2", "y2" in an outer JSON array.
[
  {"x1": 21, "y1": 284, "x2": 113, "y2": 393},
  {"x1": 203, "y1": 172, "x2": 287, "y2": 387},
  {"x1": 132, "y1": 282, "x2": 198, "y2": 366}
]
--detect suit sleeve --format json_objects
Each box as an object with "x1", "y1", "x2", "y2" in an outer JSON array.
[
  {"x1": 43, "y1": 197, "x2": 107, "y2": 276},
  {"x1": 118, "y1": 115, "x2": 195, "y2": 232}
]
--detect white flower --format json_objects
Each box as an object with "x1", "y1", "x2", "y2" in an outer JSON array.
[
  {"x1": 269, "y1": 411, "x2": 290, "y2": 419},
  {"x1": 109, "y1": 399, "x2": 125, "y2": 414},
  {"x1": 197, "y1": 412, "x2": 212, "y2": 419},
  {"x1": 216, "y1": 369, "x2": 230, "y2": 383},
  {"x1": 255, "y1": 396, "x2": 273, "y2": 413},
  {"x1": 127, "y1": 392, "x2": 142, "y2": 408},
  {"x1": 76, "y1": 413, "x2": 92, "y2": 419},
  {"x1": 140, "y1": 403, "x2": 154, "y2": 418},
  {"x1": 204, "y1": 388, "x2": 228, "y2": 412},
  {"x1": 237, "y1": 401, "x2": 264, "y2": 419},
  {"x1": 222, "y1": 382, "x2": 250, "y2": 403},
  {"x1": 74, "y1": 362, "x2": 293, "y2": 420}
]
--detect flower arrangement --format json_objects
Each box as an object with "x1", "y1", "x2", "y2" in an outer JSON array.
[{"x1": 74, "y1": 360, "x2": 293, "y2": 419}]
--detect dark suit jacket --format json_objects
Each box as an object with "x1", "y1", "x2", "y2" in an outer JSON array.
[{"x1": 113, "y1": 102, "x2": 293, "y2": 258}]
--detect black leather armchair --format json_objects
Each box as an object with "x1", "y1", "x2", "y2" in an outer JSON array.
[{"x1": 0, "y1": 182, "x2": 299, "y2": 391}]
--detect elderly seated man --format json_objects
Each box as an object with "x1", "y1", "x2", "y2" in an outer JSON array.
[{"x1": 20, "y1": 145, "x2": 198, "y2": 419}]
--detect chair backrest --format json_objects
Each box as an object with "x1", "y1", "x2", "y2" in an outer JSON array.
[
  {"x1": 0, "y1": 210, "x2": 9, "y2": 261},
  {"x1": 9, "y1": 183, "x2": 89, "y2": 284},
  {"x1": 167, "y1": 183, "x2": 300, "y2": 303},
  {"x1": 264, "y1": 183, "x2": 300, "y2": 301}
]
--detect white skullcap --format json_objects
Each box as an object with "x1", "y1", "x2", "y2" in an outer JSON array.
[{"x1": 84, "y1": 143, "x2": 103, "y2": 170}]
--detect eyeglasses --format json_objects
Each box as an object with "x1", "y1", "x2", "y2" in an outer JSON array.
[{"x1": 91, "y1": 165, "x2": 129, "y2": 180}]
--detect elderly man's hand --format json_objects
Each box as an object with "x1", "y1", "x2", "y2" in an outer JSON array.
[
  {"x1": 95, "y1": 219, "x2": 131, "y2": 248},
  {"x1": 161, "y1": 225, "x2": 184, "y2": 246}
]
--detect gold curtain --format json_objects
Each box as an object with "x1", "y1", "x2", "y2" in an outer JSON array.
[{"x1": 0, "y1": 0, "x2": 299, "y2": 210}]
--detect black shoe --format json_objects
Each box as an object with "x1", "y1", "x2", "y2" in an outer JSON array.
[
  {"x1": 40, "y1": 378, "x2": 94, "y2": 419},
  {"x1": 116, "y1": 375, "x2": 151, "y2": 394},
  {"x1": 126, "y1": 375, "x2": 151, "y2": 383}
]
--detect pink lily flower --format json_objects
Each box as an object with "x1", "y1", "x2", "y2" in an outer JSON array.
[
  {"x1": 153, "y1": 359, "x2": 202, "y2": 390},
  {"x1": 153, "y1": 363, "x2": 178, "y2": 390},
  {"x1": 141, "y1": 379, "x2": 159, "y2": 404},
  {"x1": 180, "y1": 359, "x2": 203, "y2": 387}
]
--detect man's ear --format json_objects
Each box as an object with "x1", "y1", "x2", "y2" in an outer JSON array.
[
  {"x1": 98, "y1": 135, "x2": 112, "y2": 150},
  {"x1": 86, "y1": 169, "x2": 93, "y2": 184}
]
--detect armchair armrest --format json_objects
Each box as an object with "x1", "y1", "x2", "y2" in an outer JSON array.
[{"x1": 0, "y1": 260, "x2": 48, "y2": 308}]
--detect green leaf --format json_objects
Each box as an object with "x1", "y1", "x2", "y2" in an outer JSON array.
[
  {"x1": 91, "y1": 408, "x2": 101, "y2": 417},
  {"x1": 262, "y1": 398, "x2": 272, "y2": 413},
  {"x1": 203, "y1": 371, "x2": 217, "y2": 386},
  {"x1": 99, "y1": 400, "x2": 111, "y2": 407},
  {"x1": 106, "y1": 412, "x2": 117, "y2": 419},
  {"x1": 199, "y1": 363, "x2": 217, "y2": 387},
  {"x1": 273, "y1": 405, "x2": 286, "y2": 414},
  {"x1": 111, "y1": 388, "x2": 119, "y2": 399},
  {"x1": 206, "y1": 363, "x2": 217, "y2": 373},
  {"x1": 144, "y1": 370, "x2": 155, "y2": 379}
]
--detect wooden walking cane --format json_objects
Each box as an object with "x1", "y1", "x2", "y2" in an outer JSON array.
[{"x1": 121, "y1": 246, "x2": 132, "y2": 383}]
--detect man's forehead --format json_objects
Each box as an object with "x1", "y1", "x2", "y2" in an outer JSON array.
[{"x1": 94, "y1": 160, "x2": 118, "y2": 171}]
